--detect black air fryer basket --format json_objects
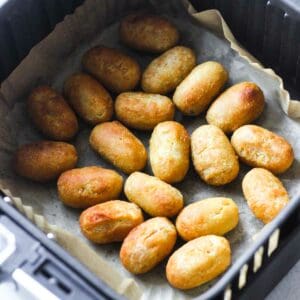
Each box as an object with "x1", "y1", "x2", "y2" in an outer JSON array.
[{"x1": 0, "y1": 0, "x2": 300, "y2": 299}]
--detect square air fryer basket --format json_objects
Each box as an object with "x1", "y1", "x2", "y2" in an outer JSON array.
[{"x1": 0, "y1": 0, "x2": 300, "y2": 299}]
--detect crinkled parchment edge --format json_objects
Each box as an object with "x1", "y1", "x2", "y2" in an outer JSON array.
[{"x1": 187, "y1": 5, "x2": 300, "y2": 118}]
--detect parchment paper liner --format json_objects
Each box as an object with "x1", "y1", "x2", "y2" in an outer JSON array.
[{"x1": 0, "y1": 1, "x2": 299, "y2": 299}]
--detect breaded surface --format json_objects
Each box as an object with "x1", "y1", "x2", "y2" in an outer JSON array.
[
  {"x1": 206, "y1": 82, "x2": 265, "y2": 133},
  {"x1": 176, "y1": 197, "x2": 239, "y2": 240},
  {"x1": 120, "y1": 217, "x2": 177, "y2": 274},
  {"x1": 82, "y1": 46, "x2": 141, "y2": 93},
  {"x1": 166, "y1": 235, "x2": 231, "y2": 290},
  {"x1": 191, "y1": 125, "x2": 239, "y2": 185},
  {"x1": 124, "y1": 172, "x2": 184, "y2": 217},
  {"x1": 120, "y1": 13, "x2": 179, "y2": 53},
  {"x1": 150, "y1": 121, "x2": 190, "y2": 183},
  {"x1": 64, "y1": 73, "x2": 113, "y2": 125},
  {"x1": 173, "y1": 61, "x2": 228, "y2": 115},
  {"x1": 242, "y1": 168, "x2": 289, "y2": 223},
  {"x1": 115, "y1": 92, "x2": 175, "y2": 130},
  {"x1": 89, "y1": 121, "x2": 147, "y2": 174},
  {"x1": 27, "y1": 86, "x2": 78, "y2": 141},
  {"x1": 141, "y1": 46, "x2": 196, "y2": 94},
  {"x1": 57, "y1": 166, "x2": 123, "y2": 208},
  {"x1": 14, "y1": 141, "x2": 78, "y2": 182},
  {"x1": 79, "y1": 200, "x2": 144, "y2": 243},
  {"x1": 231, "y1": 125, "x2": 294, "y2": 174}
]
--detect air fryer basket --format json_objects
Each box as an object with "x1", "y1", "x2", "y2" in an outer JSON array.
[{"x1": 0, "y1": 1, "x2": 300, "y2": 299}]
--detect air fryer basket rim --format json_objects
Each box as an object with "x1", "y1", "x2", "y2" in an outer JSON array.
[
  {"x1": 1, "y1": 189, "x2": 299, "y2": 299},
  {"x1": 197, "y1": 193, "x2": 300, "y2": 299}
]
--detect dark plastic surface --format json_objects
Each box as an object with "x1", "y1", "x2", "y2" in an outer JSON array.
[
  {"x1": 0, "y1": 0, "x2": 85, "y2": 82},
  {"x1": 239, "y1": 219, "x2": 300, "y2": 300}
]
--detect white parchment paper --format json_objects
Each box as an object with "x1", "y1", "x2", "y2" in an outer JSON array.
[{"x1": 0, "y1": 0, "x2": 300, "y2": 299}]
